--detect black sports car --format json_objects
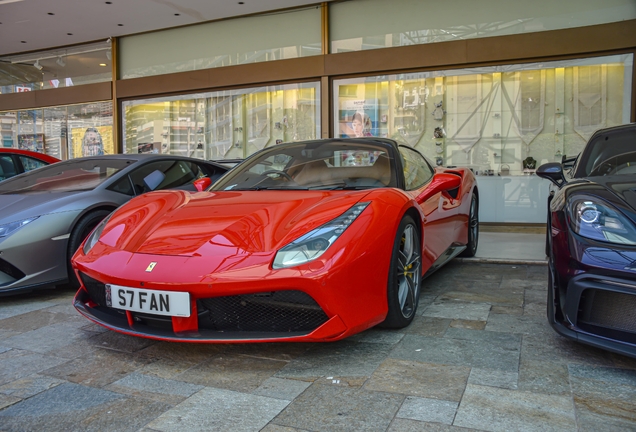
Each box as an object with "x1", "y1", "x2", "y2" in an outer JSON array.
[{"x1": 537, "y1": 123, "x2": 636, "y2": 358}]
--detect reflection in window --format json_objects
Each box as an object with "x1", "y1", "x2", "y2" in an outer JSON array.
[
  {"x1": 0, "y1": 102, "x2": 113, "y2": 160},
  {"x1": 0, "y1": 40, "x2": 112, "y2": 93},
  {"x1": 333, "y1": 54, "x2": 632, "y2": 177},
  {"x1": 122, "y1": 83, "x2": 320, "y2": 161}
]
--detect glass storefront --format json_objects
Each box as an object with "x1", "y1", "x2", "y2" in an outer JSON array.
[
  {"x1": 0, "y1": 41, "x2": 112, "y2": 93},
  {"x1": 333, "y1": 54, "x2": 633, "y2": 222},
  {"x1": 0, "y1": 101, "x2": 114, "y2": 160},
  {"x1": 122, "y1": 83, "x2": 320, "y2": 160}
]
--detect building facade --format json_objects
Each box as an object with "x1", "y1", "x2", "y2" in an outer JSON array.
[{"x1": 1, "y1": 0, "x2": 635, "y2": 223}]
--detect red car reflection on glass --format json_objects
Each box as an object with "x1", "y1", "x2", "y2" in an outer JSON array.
[
  {"x1": 72, "y1": 138, "x2": 479, "y2": 343},
  {"x1": 0, "y1": 149, "x2": 60, "y2": 181}
]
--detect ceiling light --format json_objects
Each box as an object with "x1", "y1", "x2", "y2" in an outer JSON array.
[
  {"x1": 99, "y1": 63, "x2": 107, "y2": 67},
  {"x1": 33, "y1": 60, "x2": 43, "y2": 70},
  {"x1": 56, "y1": 56, "x2": 66, "y2": 67}
]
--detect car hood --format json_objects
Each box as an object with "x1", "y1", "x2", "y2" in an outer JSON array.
[
  {"x1": 0, "y1": 192, "x2": 86, "y2": 222},
  {"x1": 573, "y1": 176, "x2": 636, "y2": 217},
  {"x1": 99, "y1": 189, "x2": 371, "y2": 256}
]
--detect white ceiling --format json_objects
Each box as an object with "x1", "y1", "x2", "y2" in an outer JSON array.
[{"x1": 0, "y1": 0, "x2": 328, "y2": 57}]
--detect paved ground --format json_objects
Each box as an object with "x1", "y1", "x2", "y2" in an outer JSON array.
[{"x1": 1, "y1": 262, "x2": 635, "y2": 432}]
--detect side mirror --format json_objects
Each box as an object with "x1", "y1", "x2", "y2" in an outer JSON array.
[
  {"x1": 416, "y1": 173, "x2": 462, "y2": 203},
  {"x1": 193, "y1": 177, "x2": 212, "y2": 192},
  {"x1": 536, "y1": 163, "x2": 566, "y2": 188}
]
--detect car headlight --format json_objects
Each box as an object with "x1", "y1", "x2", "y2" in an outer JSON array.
[
  {"x1": 273, "y1": 202, "x2": 370, "y2": 269},
  {"x1": 83, "y1": 212, "x2": 114, "y2": 254},
  {"x1": 0, "y1": 217, "x2": 39, "y2": 238},
  {"x1": 568, "y1": 197, "x2": 636, "y2": 245}
]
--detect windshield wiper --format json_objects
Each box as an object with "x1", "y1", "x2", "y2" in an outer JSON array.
[
  {"x1": 230, "y1": 186, "x2": 309, "y2": 191},
  {"x1": 307, "y1": 182, "x2": 375, "y2": 190}
]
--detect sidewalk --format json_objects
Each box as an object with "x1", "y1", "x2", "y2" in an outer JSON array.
[{"x1": 0, "y1": 262, "x2": 634, "y2": 431}]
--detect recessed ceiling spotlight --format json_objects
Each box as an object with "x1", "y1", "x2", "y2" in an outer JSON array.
[
  {"x1": 21, "y1": 40, "x2": 26, "y2": 43},
  {"x1": 238, "y1": 1, "x2": 244, "y2": 4},
  {"x1": 117, "y1": 23, "x2": 123, "y2": 26},
  {"x1": 174, "y1": 13, "x2": 180, "y2": 16},
  {"x1": 33, "y1": 60, "x2": 43, "y2": 70},
  {"x1": 56, "y1": 56, "x2": 66, "y2": 67},
  {"x1": 47, "y1": 12, "x2": 54, "y2": 15},
  {"x1": 99, "y1": 63, "x2": 107, "y2": 67},
  {"x1": 67, "y1": 33, "x2": 73, "y2": 35},
  {"x1": 105, "y1": 1, "x2": 112, "y2": 3}
]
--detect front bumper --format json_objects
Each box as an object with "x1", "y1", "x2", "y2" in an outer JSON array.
[
  {"x1": 549, "y1": 261, "x2": 636, "y2": 358},
  {"x1": 72, "y1": 247, "x2": 390, "y2": 343},
  {"x1": 0, "y1": 213, "x2": 76, "y2": 294},
  {"x1": 74, "y1": 276, "x2": 349, "y2": 342}
]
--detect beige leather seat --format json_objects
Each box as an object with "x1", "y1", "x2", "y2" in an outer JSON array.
[{"x1": 293, "y1": 155, "x2": 391, "y2": 186}]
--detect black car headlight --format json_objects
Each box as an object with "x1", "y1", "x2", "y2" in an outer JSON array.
[
  {"x1": 83, "y1": 212, "x2": 114, "y2": 254},
  {"x1": 272, "y1": 202, "x2": 370, "y2": 269},
  {"x1": 568, "y1": 197, "x2": 636, "y2": 245},
  {"x1": 0, "y1": 216, "x2": 39, "y2": 239}
]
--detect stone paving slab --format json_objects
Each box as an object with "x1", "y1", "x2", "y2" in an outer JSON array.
[
  {"x1": 421, "y1": 302, "x2": 492, "y2": 322},
  {"x1": 0, "y1": 382, "x2": 171, "y2": 432},
  {"x1": 0, "y1": 374, "x2": 65, "y2": 399},
  {"x1": 1, "y1": 262, "x2": 636, "y2": 431},
  {"x1": 275, "y1": 341, "x2": 394, "y2": 380},
  {"x1": 176, "y1": 352, "x2": 289, "y2": 393},
  {"x1": 146, "y1": 387, "x2": 289, "y2": 432},
  {"x1": 252, "y1": 377, "x2": 312, "y2": 401},
  {"x1": 0, "y1": 349, "x2": 68, "y2": 386},
  {"x1": 1, "y1": 321, "x2": 92, "y2": 354},
  {"x1": 453, "y1": 384, "x2": 577, "y2": 432},
  {"x1": 365, "y1": 358, "x2": 469, "y2": 401},
  {"x1": 272, "y1": 383, "x2": 403, "y2": 432},
  {"x1": 106, "y1": 372, "x2": 204, "y2": 404},
  {"x1": 390, "y1": 334, "x2": 521, "y2": 372},
  {"x1": 396, "y1": 396, "x2": 459, "y2": 424}
]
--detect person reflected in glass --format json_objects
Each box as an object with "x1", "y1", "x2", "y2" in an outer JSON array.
[
  {"x1": 82, "y1": 127, "x2": 104, "y2": 156},
  {"x1": 351, "y1": 112, "x2": 373, "y2": 137}
]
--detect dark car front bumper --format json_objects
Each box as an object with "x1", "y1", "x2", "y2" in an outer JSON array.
[{"x1": 549, "y1": 260, "x2": 636, "y2": 358}]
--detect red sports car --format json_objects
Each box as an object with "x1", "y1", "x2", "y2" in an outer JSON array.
[
  {"x1": 72, "y1": 138, "x2": 479, "y2": 342},
  {"x1": 0, "y1": 148, "x2": 60, "y2": 181}
]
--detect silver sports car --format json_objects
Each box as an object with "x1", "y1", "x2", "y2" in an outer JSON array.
[{"x1": 0, "y1": 154, "x2": 228, "y2": 295}]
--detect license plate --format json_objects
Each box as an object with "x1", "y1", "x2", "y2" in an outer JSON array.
[{"x1": 105, "y1": 284, "x2": 190, "y2": 317}]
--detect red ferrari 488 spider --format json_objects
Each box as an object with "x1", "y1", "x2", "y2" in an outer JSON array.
[{"x1": 72, "y1": 138, "x2": 479, "y2": 342}]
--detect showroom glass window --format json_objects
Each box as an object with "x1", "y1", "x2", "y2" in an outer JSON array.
[
  {"x1": 0, "y1": 102, "x2": 114, "y2": 160},
  {"x1": 122, "y1": 83, "x2": 320, "y2": 160},
  {"x1": 333, "y1": 54, "x2": 633, "y2": 222},
  {"x1": 0, "y1": 41, "x2": 112, "y2": 93}
]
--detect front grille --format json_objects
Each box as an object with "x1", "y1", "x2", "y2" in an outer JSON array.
[
  {"x1": 0, "y1": 257, "x2": 25, "y2": 281},
  {"x1": 578, "y1": 289, "x2": 636, "y2": 335},
  {"x1": 79, "y1": 272, "x2": 107, "y2": 307},
  {"x1": 198, "y1": 290, "x2": 328, "y2": 333}
]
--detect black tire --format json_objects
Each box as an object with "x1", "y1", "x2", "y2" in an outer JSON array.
[
  {"x1": 67, "y1": 209, "x2": 112, "y2": 288},
  {"x1": 379, "y1": 215, "x2": 422, "y2": 329},
  {"x1": 459, "y1": 192, "x2": 479, "y2": 257}
]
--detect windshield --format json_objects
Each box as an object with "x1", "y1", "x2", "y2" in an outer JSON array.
[
  {"x1": 212, "y1": 140, "x2": 397, "y2": 191},
  {"x1": 577, "y1": 128, "x2": 636, "y2": 177},
  {"x1": 0, "y1": 158, "x2": 136, "y2": 194}
]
